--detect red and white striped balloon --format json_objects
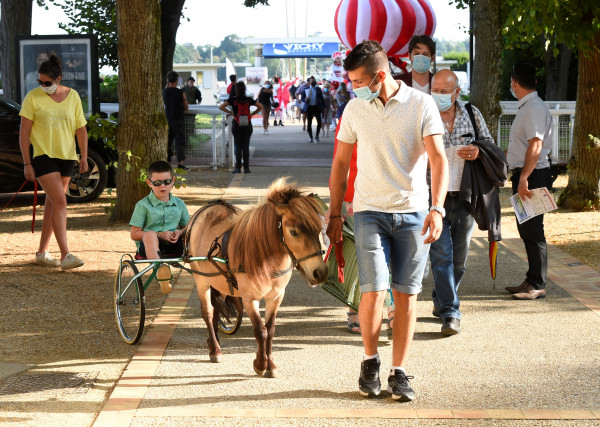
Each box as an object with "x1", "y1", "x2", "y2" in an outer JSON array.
[{"x1": 334, "y1": 0, "x2": 437, "y2": 56}]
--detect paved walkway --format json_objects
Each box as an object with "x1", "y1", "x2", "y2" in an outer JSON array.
[{"x1": 95, "y1": 123, "x2": 600, "y2": 425}]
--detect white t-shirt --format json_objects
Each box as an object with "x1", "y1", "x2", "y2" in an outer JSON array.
[
  {"x1": 337, "y1": 83, "x2": 444, "y2": 213},
  {"x1": 412, "y1": 80, "x2": 430, "y2": 94}
]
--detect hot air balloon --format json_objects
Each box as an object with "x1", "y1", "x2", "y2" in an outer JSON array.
[{"x1": 334, "y1": 0, "x2": 437, "y2": 56}]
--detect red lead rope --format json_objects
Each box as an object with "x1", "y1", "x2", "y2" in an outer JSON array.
[{"x1": 0, "y1": 180, "x2": 38, "y2": 233}]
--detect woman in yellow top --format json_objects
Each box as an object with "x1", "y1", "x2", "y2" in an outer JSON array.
[{"x1": 19, "y1": 53, "x2": 88, "y2": 270}]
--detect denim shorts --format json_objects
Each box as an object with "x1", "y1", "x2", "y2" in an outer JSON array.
[{"x1": 354, "y1": 210, "x2": 430, "y2": 295}]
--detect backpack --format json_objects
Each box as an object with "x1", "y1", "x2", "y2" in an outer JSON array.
[{"x1": 234, "y1": 99, "x2": 251, "y2": 126}]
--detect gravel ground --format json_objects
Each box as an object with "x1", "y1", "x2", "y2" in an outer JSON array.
[{"x1": 0, "y1": 167, "x2": 232, "y2": 426}]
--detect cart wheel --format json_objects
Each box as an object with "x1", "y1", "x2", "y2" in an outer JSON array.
[
  {"x1": 114, "y1": 259, "x2": 145, "y2": 344},
  {"x1": 218, "y1": 296, "x2": 243, "y2": 335}
]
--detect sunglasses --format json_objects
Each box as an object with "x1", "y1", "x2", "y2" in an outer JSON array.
[
  {"x1": 37, "y1": 79, "x2": 55, "y2": 87},
  {"x1": 150, "y1": 178, "x2": 173, "y2": 187}
]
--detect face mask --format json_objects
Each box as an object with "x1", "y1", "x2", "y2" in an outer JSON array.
[
  {"x1": 324, "y1": 88, "x2": 329, "y2": 93},
  {"x1": 353, "y1": 72, "x2": 381, "y2": 101},
  {"x1": 411, "y1": 54, "x2": 431, "y2": 73},
  {"x1": 431, "y1": 92, "x2": 455, "y2": 112},
  {"x1": 510, "y1": 82, "x2": 517, "y2": 99},
  {"x1": 42, "y1": 83, "x2": 58, "y2": 95},
  {"x1": 265, "y1": 84, "x2": 271, "y2": 89}
]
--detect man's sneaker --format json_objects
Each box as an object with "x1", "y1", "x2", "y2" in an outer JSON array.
[
  {"x1": 308, "y1": 139, "x2": 314, "y2": 143},
  {"x1": 35, "y1": 251, "x2": 59, "y2": 267},
  {"x1": 387, "y1": 369, "x2": 415, "y2": 401},
  {"x1": 441, "y1": 317, "x2": 461, "y2": 336},
  {"x1": 315, "y1": 137, "x2": 320, "y2": 143},
  {"x1": 358, "y1": 358, "x2": 381, "y2": 397},
  {"x1": 60, "y1": 253, "x2": 84, "y2": 271}
]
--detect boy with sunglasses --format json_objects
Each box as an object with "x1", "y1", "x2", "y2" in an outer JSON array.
[{"x1": 129, "y1": 161, "x2": 190, "y2": 293}]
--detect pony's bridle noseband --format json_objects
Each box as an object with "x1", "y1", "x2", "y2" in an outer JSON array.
[{"x1": 278, "y1": 220, "x2": 325, "y2": 269}]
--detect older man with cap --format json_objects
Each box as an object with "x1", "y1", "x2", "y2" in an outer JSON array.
[{"x1": 428, "y1": 69, "x2": 493, "y2": 336}]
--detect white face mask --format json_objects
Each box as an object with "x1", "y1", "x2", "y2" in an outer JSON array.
[{"x1": 42, "y1": 83, "x2": 58, "y2": 95}]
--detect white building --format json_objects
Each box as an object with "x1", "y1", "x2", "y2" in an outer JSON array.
[{"x1": 172, "y1": 62, "x2": 251, "y2": 105}]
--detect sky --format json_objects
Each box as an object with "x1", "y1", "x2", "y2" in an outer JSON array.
[{"x1": 31, "y1": 0, "x2": 470, "y2": 47}]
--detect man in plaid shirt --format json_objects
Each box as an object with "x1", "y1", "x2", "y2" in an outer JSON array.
[{"x1": 428, "y1": 69, "x2": 493, "y2": 336}]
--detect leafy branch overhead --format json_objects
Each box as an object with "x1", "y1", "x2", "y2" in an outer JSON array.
[{"x1": 44, "y1": 0, "x2": 272, "y2": 69}]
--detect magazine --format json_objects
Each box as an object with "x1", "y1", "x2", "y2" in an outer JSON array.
[{"x1": 510, "y1": 187, "x2": 557, "y2": 224}]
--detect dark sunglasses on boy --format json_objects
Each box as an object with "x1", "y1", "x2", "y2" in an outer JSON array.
[
  {"x1": 150, "y1": 179, "x2": 173, "y2": 187},
  {"x1": 37, "y1": 79, "x2": 55, "y2": 87}
]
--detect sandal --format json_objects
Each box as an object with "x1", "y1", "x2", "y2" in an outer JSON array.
[{"x1": 347, "y1": 312, "x2": 361, "y2": 334}]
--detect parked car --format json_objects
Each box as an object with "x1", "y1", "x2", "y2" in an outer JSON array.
[{"x1": 0, "y1": 96, "x2": 116, "y2": 203}]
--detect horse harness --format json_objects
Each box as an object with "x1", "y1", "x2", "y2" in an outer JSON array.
[{"x1": 181, "y1": 210, "x2": 325, "y2": 296}]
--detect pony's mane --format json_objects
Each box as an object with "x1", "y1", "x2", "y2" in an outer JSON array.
[{"x1": 229, "y1": 177, "x2": 322, "y2": 282}]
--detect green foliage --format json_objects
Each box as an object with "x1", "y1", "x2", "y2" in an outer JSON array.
[
  {"x1": 502, "y1": 0, "x2": 600, "y2": 54},
  {"x1": 443, "y1": 51, "x2": 469, "y2": 72},
  {"x1": 174, "y1": 43, "x2": 202, "y2": 63},
  {"x1": 49, "y1": 0, "x2": 118, "y2": 69},
  {"x1": 99, "y1": 75, "x2": 118, "y2": 103},
  {"x1": 434, "y1": 39, "x2": 470, "y2": 56}
]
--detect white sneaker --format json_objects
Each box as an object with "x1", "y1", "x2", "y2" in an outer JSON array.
[
  {"x1": 35, "y1": 251, "x2": 60, "y2": 267},
  {"x1": 60, "y1": 253, "x2": 85, "y2": 271},
  {"x1": 265, "y1": 130, "x2": 269, "y2": 135}
]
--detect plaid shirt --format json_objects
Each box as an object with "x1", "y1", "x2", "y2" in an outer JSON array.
[{"x1": 443, "y1": 101, "x2": 492, "y2": 148}]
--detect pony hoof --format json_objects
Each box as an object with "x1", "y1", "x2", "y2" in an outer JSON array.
[
  {"x1": 253, "y1": 365, "x2": 266, "y2": 376},
  {"x1": 210, "y1": 355, "x2": 222, "y2": 363},
  {"x1": 264, "y1": 369, "x2": 278, "y2": 378}
]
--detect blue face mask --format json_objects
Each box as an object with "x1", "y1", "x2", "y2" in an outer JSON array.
[
  {"x1": 324, "y1": 88, "x2": 329, "y2": 93},
  {"x1": 265, "y1": 84, "x2": 271, "y2": 89},
  {"x1": 510, "y1": 82, "x2": 517, "y2": 99},
  {"x1": 353, "y1": 72, "x2": 381, "y2": 101},
  {"x1": 411, "y1": 54, "x2": 431, "y2": 73},
  {"x1": 431, "y1": 92, "x2": 454, "y2": 112}
]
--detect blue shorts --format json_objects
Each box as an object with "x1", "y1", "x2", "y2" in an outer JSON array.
[{"x1": 354, "y1": 210, "x2": 429, "y2": 295}]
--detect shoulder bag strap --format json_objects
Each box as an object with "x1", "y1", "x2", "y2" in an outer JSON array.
[{"x1": 464, "y1": 102, "x2": 480, "y2": 140}]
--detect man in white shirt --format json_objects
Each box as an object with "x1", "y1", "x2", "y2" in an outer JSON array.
[
  {"x1": 327, "y1": 40, "x2": 448, "y2": 402},
  {"x1": 397, "y1": 35, "x2": 435, "y2": 94},
  {"x1": 505, "y1": 63, "x2": 553, "y2": 300}
]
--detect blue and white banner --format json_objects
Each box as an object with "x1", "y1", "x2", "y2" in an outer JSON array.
[{"x1": 262, "y1": 42, "x2": 340, "y2": 58}]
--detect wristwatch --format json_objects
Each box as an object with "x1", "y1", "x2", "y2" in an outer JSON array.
[{"x1": 430, "y1": 205, "x2": 446, "y2": 218}]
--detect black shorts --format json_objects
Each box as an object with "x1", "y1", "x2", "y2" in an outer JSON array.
[
  {"x1": 136, "y1": 235, "x2": 184, "y2": 259},
  {"x1": 31, "y1": 155, "x2": 76, "y2": 178}
]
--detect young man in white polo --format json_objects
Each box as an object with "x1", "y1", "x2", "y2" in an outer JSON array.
[{"x1": 327, "y1": 40, "x2": 448, "y2": 401}]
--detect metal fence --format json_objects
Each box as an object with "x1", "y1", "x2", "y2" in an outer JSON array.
[
  {"x1": 183, "y1": 105, "x2": 230, "y2": 169},
  {"x1": 498, "y1": 101, "x2": 575, "y2": 165}
]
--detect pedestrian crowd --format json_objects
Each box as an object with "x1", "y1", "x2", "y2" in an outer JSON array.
[{"x1": 18, "y1": 36, "x2": 554, "y2": 404}]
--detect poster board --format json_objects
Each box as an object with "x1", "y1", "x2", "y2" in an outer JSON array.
[
  {"x1": 245, "y1": 66, "x2": 268, "y2": 126},
  {"x1": 16, "y1": 34, "x2": 99, "y2": 116}
]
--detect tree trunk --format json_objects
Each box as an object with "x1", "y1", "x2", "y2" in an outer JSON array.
[
  {"x1": 0, "y1": 0, "x2": 33, "y2": 102},
  {"x1": 470, "y1": 0, "x2": 503, "y2": 140},
  {"x1": 544, "y1": 41, "x2": 571, "y2": 101},
  {"x1": 160, "y1": 0, "x2": 185, "y2": 84},
  {"x1": 558, "y1": 30, "x2": 600, "y2": 211},
  {"x1": 112, "y1": 0, "x2": 168, "y2": 221}
]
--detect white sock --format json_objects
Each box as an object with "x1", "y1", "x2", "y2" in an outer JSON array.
[
  {"x1": 390, "y1": 366, "x2": 405, "y2": 375},
  {"x1": 363, "y1": 353, "x2": 379, "y2": 361}
]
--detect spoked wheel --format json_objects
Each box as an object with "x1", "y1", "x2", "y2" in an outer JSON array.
[
  {"x1": 218, "y1": 296, "x2": 243, "y2": 335},
  {"x1": 114, "y1": 259, "x2": 145, "y2": 344}
]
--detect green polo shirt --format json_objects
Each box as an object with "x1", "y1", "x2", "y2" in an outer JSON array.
[{"x1": 129, "y1": 191, "x2": 190, "y2": 247}]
